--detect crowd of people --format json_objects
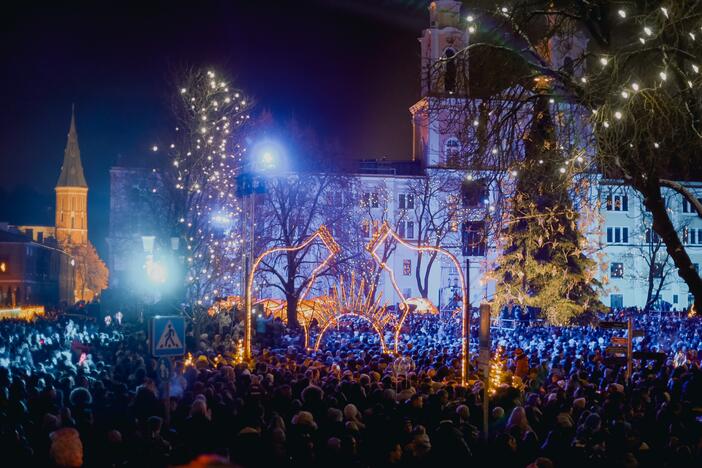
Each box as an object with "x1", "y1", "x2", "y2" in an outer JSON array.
[{"x1": 0, "y1": 308, "x2": 701, "y2": 467}]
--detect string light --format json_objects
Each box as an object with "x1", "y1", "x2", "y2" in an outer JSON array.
[
  {"x1": 367, "y1": 222, "x2": 468, "y2": 385},
  {"x1": 245, "y1": 226, "x2": 340, "y2": 358},
  {"x1": 311, "y1": 273, "x2": 391, "y2": 353}
]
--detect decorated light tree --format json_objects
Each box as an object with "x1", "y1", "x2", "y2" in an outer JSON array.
[
  {"x1": 154, "y1": 67, "x2": 253, "y2": 304},
  {"x1": 494, "y1": 86, "x2": 602, "y2": 324}
]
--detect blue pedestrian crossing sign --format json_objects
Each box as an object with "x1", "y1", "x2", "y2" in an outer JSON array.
[{"x1": 151, "y1": 316, "x2": 185, "y2": 357}]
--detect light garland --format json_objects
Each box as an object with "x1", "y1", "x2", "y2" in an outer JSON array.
[
  {"x1": 488, "y1": 347, "x2": 503, "y2": 395},
  {"x1": 0, "y1": 306, "x2": 45, "y2": 322},
  {"x1": 366, "y1": 221, "x2": 469, "y2": 385},
  {"x1": 244, "y1": 225, "x2": 340, "y2": 358},
  {"x1": 310, "y1": 273, "x2": 392, "y2": 353}
]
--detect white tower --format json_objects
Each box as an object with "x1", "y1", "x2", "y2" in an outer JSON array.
[{"x1": 411, "y1": 1, "x2": 468, "y2": 167}]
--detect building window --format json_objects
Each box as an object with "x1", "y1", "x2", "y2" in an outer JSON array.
[
  {"x1": 399, "y1": 221, "x2": 415, "y2": 239},
  {"x1": 402, "y1": 288, "x2": 412, "y2": 298},
  {"x1": 605, "y1": 193, "x2": 628, "y2": 211},
  {"x1": 606, "y1": 227, "x2": 629, "y2": 244},
  {"x1": 461, "y1": 179, "x2": 487, "y2": 207},
  {"x1": 673, "y1": 294, "x2": 679, "y2": 304},
  {"x1": 362, "y1": 192, "x2": 379, "y2": 208},
  {"x1": 694, "y1": 263, "x2": 699, "y2": 274},
  {"x1": 462, "y1": 221, "x2": 486, "y2": 256},
  {"x1": 399, "y1": 193, "x2": 415, "y2": 210},
  {"x1": 652, "y1": 262, "x2": 664, "y2": 278},
  {"x1": 610, "y1": 262, "x2": 624, "y2": 278},
  {"x1": 361, "y1": 220, "x2": 370, "y2": 238},
  {"x1": 403, "y1": 259, "x2": 411, "y2": 276},
  {"x1": 684, "y1": 228, "x2": 702, "y2": 245},
  {"x1": 645, "y1": 228, "x2": 660, "y2": 244},
  {"x1": 610, "y1": 294, "x2": 623, "y2": 309},
  {"x1": 681, "y1": 196, "x2": 701, "y2": 214},
  {"x1": 444, "y1": 137, "x2": 461, "y2": 162}
]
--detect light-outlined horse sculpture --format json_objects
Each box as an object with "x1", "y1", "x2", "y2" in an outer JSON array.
[
  {"x1": 244, "y1": 225, "x2": 340, "y2": 357},
  {"x1": 366, "y1": 221, "x2": 469, "y2": 385}
]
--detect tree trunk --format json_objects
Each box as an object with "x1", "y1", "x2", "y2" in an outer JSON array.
[
  {"x1": 643, "y1": 182, "x2": 702, "y2": 311},
  {"x1": 415, "y1": 251, "x2": 427, "y2": 298},
  {"x1": 286, "y1": 292, "x2": 299, "y2": 329},
  {"x1": 644, "y1": 259, "x2": 655, "y2": 312}
]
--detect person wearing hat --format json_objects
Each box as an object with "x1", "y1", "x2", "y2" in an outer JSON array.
[{"x1": 515, "y1": 348, "x2": 530, "y2": 379}]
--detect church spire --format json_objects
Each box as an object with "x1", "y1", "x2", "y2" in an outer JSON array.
[{"x1": 56, "y1": 105, "x2": 88, "y2": 188}]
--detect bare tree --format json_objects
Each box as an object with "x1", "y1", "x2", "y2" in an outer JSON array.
[
  {"x1": 253, "y1": 174, "x2": 359, "y2": 327},
  {"x1": 406, "y1": 170, "x2": 463, "y2": 298}
]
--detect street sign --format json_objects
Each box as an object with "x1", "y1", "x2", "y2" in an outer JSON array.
[
  {"x1": 599, "y1": 321, "x2": 628, "y2": 329},
  {"x1": 151, "y1": 316, "x2": 185, "y2": 357},
  {"x1": 611, "y1": 336, "x2": 628, "y2": 346},
  {"x1": 606, "y1": 346, "x2": 627, "y2": 356}
]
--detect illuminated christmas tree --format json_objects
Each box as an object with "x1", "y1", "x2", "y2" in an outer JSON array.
[{"x1": 494, "y1": 86, "x2": 601, "y2": 324}]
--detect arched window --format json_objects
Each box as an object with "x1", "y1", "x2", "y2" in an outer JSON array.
[
  {"x1": 444, "y1": 48, "x2": 456, "y2": 93},
  {"x1": 444, "y1": 137, "x2": 461, "y2": 163}
]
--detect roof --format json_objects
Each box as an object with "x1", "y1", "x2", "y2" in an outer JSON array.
[
  {"x1": 56, "y1": 106, "x2": 88, "y2": 188},
  {"x1": 0, "y1": 229, "x2": 31, "y2": 243}
]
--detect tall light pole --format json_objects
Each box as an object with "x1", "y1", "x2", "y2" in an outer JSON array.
[{"x1": 240, "y1": 140, "x2": 284, "y2": 359}]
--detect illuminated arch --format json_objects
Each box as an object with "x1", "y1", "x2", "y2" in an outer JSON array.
[
  {"x1": 367, "y1": 221, "x2": 469, "y2": 384},
  {"x1": 244, "y1": 225, "x2": 340, "y2": 357},
  {"x1": 307, "y1": 273, "x2": 394, "y2": 353}
]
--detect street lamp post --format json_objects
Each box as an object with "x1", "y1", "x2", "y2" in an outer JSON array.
[{"x1": 239, "y1": 140, "x2": 284, "y2": 359}]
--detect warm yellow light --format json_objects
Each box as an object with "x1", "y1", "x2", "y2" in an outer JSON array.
[
  {"x1": 367, "y1": 222, "x2": 469, "y2": 385},
  {"x1": 244, "y1": 226, "x2": 340, "y2": 358}
]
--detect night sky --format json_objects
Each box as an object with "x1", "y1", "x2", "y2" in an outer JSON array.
[{"x1": 0, "y1": 0, "x2": 426, "y2": 256}]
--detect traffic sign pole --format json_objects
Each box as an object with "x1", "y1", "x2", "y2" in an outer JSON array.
[
  {"x1": 626, "y1": 316, "x2": 633, "y2": 381},
  {"x1": 479, "y1": 303, "x2": 490, "y2": 442}
]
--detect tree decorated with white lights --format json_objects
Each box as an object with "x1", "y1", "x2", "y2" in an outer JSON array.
[
  {"x1": 428, "y1": 1, "x2": 702, "y2": 311},
  {"x1": 153, "y1": 67, "x2": 253, "y2": 304}
]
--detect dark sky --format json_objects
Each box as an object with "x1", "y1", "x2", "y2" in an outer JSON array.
[{"x1": 0, "y1": 0, "x2": 426, "y2": 256}]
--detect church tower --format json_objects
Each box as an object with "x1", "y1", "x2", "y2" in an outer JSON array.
[
  {"x1": 410, "y1": 0, "x2": 468, "y2": 167},
  {"x1": 55, "y1": 107, "x2": 88, "y2": 245}
]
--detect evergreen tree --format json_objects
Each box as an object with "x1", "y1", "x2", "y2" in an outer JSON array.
[{"x1": 494, "y1": 86, "x2": 601, "y2": 324}]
